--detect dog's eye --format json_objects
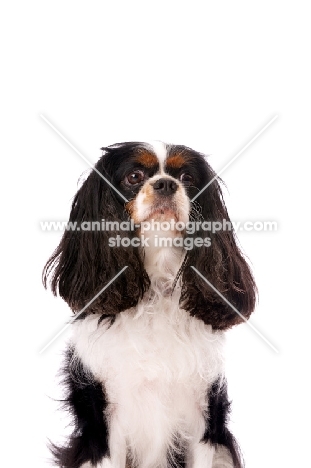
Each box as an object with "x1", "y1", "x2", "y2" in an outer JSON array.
[
  {"x1": 180, "y1": 173, "x2": 194, "y2": 185},
  {"x1": 125, "y1": 170, "x2": 145, "y2": 185}
]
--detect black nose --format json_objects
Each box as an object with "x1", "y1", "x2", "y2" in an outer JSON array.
[{"x1": 152, "y1": 178, "x2": 178, "y2": 195}]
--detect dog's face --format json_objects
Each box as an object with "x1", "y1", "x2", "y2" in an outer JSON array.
[
  {"x1": 125, "y1": 170, "x2": 190, "y2": 228},
  {"x1": 102, "y1": 142, "x2": 215, "y2": 247},
  {"x1": 43, "y1": 141, "x2": 256, "y2": 329},
  {"x1": 109, "y1": 141, "x2": 209, "y2": 227}
]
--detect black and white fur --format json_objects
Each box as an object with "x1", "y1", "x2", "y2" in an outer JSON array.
[{"x1": 44, "y1": 141, "x2": 256, "y2": 468}]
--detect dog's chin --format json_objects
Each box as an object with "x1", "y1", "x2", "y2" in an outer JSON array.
[
  {"x1": 142, "y1": 200, "x2": 186, "y2": 222},
  {"x1": 145, "y1": 207, "x2": 178, "y2": 222}
]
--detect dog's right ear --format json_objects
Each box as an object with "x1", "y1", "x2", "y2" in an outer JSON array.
[{"x1": 43, "y1": 156, "x2": 150, "y2": 316}]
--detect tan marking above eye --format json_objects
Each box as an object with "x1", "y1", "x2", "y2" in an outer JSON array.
[
  {"x1": 165, "y1": 153, "x2": 186, "y2": 169},
  {"x1": 135, "y1": 151, "x2": 158, "y2": 168}
]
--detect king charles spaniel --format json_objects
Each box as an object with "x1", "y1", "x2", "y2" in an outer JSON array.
[{"x1": 43, "y1": 141, "x2": 257, "y2": 468}]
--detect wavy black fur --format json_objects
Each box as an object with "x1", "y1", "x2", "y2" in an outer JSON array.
[
  {"x1": 166, "y1": 144, "x2": 257, "y2": 330},
  {"x1": 51, "y1": 347, "x2": 109, "y2": 468},
  {"x1": 203, "y1": 378, "x2": 244, "y2": 468},
  {"x1": 43, "y1": 143, "x2": 150, "y2": 315}
]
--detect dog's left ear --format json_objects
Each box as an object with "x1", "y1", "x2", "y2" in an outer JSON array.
[{"x1": 181, "y1": 169, "x2": 257, "y2": 330}]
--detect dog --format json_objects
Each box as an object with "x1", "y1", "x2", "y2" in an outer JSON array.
[{"x1": 43, "y1": 141, "x2": 256, "y2": 468}]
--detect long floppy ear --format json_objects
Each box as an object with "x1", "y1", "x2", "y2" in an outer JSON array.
[
  {"x1": 43, "y1": 154, "x2": 150, "y2": 316},
  {"x1": 181, "y1": 164, "x2": 257, "y2": 330}
]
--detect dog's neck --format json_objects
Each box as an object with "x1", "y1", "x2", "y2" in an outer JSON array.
[{"x1": 142, "y1": 239, "x2": 185, "y2": 293}]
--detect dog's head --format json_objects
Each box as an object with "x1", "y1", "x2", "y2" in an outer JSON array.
[{"x1": 43, "y1": 141, "x2": 257, "y2": 329}]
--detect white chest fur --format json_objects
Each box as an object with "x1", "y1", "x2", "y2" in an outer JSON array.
[{"x1": 72, "y1": 289, "x2": 225, "y2": 468}]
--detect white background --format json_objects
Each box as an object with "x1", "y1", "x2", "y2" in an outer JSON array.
[{"x1": 1, "y1": 1, "x2": 310, "y2": 467}]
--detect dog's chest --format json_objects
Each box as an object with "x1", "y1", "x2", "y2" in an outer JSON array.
[
  {"x1": 72, "y1": 296, "x2": 225, "y2": 452},
  {"x1": 73, "y1": 295, "x2": 224, "y2": 393}
]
